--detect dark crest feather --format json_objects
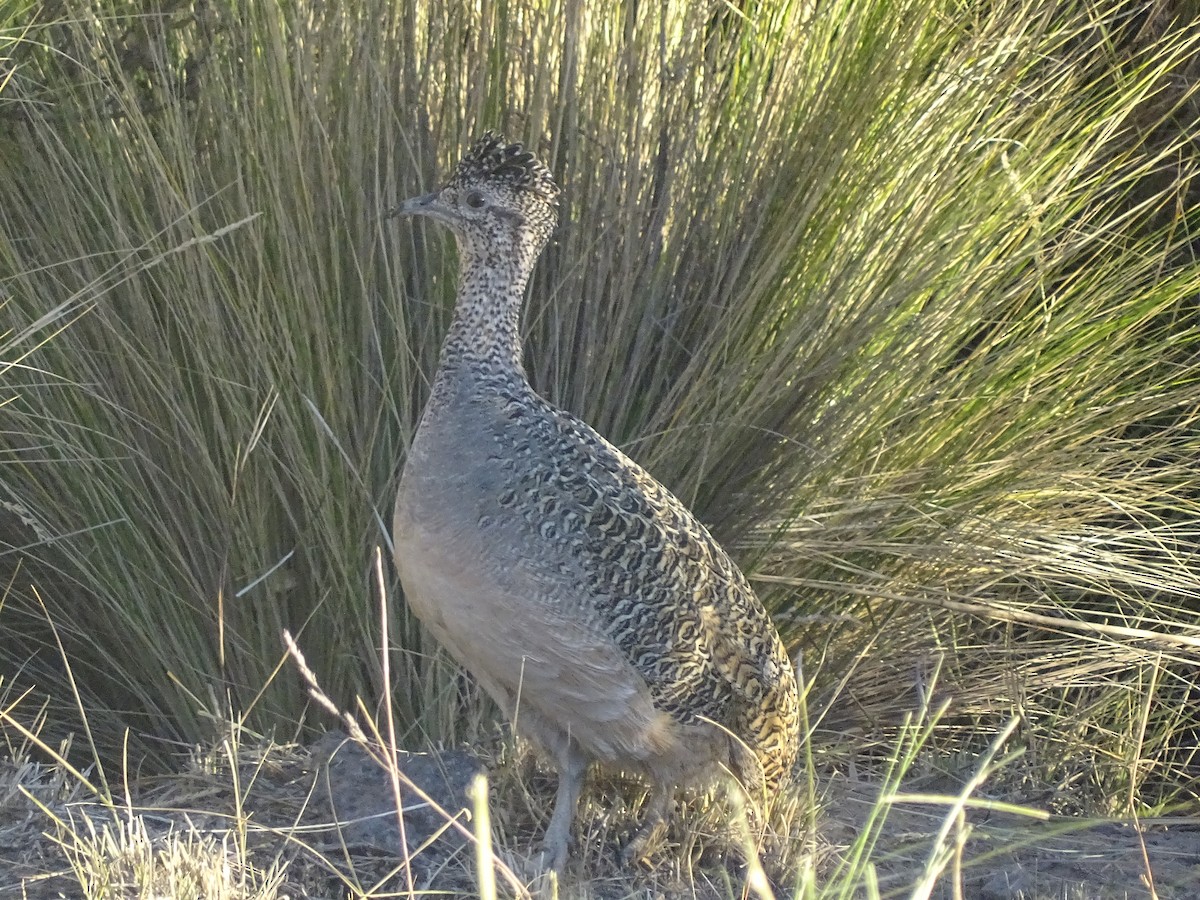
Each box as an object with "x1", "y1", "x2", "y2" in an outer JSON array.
[{"x1": 450, "y1": 131, "x2": 561, "y2": 204}]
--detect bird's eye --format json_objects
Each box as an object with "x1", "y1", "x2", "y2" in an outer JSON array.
[{"x1": 465, "y1": 190, "x2": 487, "y2": 209}]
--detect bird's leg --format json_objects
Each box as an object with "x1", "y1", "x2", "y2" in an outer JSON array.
[
  {"x1": 621, "y1": 784, "x2": 672, "y2": 866},
  {"x1": 540, "y1": 742, "x2": 587, "y2": 873}
]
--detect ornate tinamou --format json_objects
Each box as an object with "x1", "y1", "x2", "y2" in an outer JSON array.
[{"x1": 389, "y1": 133, "x2": 799, "y2": 871}]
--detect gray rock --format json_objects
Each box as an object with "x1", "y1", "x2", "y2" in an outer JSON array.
[{"x1": 308, "y1": 729, "x2": 484, "y2": 858}]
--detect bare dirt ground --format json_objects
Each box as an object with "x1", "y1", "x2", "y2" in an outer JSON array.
[
  {"x1": 2, "y1": 733, "x2": 1198, "y2": 899},
  {"x1": 825, "y1": 778, "x2": 1200, "y2": 899}
]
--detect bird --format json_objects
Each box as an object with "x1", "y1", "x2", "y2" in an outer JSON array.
[{"x1": 388, "y1": 132, "x2": 800, "y2": 872}]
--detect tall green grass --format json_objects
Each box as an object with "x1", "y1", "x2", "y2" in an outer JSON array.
[{"x1": 1, "y1": 0, "x2": 1198, "y2": 814}]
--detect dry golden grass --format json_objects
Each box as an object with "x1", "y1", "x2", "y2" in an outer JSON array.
[
  {"x1": 4, "y1": 560, "x2": 1199, "y2": 898},
  {"x1": 5, "y1": 696, "x2": 1200, "y2": 899}
]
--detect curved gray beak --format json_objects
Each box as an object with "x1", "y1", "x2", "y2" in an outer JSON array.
[{"x1": 386, "y1": 191, "x2": 454, "y2": 224}]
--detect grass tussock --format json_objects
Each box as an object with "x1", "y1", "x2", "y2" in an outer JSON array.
[
  {"x1": 56, "y1": 816, "x2": 287, "y2": 900},
  {"x1": 1, "y1": 0, "x2": 1200, "y2": 894}
]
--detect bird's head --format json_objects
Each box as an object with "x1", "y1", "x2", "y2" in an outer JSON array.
[{"x1": 389, "y1": 132, "x2": 561, "y2": 264}]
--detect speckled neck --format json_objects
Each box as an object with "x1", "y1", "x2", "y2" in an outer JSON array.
[
  {"x1": 439, "y1": 243, "x2": 528, "y2": 376},
  {"x1": 436, "y1": 235, "x2": 539, "y2": 386}
]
